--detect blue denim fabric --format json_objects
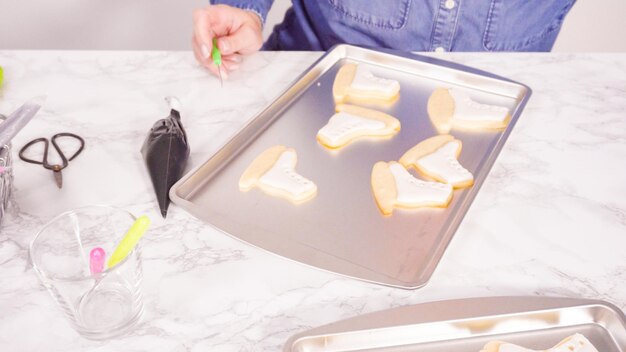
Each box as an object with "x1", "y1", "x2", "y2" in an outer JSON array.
[{"x1": 211, "y1": 0, "x2": 576, "y2": 52}]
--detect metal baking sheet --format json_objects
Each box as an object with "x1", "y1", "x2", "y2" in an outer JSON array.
[
  {"x1": 170, "y1": 44, "x2": 531, "y2": 289},
  {"x1": 283, "y1": 296, "x2": 626, "y2": 351}
]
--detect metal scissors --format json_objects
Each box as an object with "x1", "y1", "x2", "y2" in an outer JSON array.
[{"x1": 19, "y1": 133, "x2": 85, "y2": 188}]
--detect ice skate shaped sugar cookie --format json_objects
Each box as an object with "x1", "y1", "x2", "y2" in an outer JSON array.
[
  {"x1": 371, "y1": 161, "x2": 453, "y2": 216},
  {"x1": 317, "y1": 104, "x2": 401, "y2": 149},
  {"x1": 239, "y1": 145, "x2": 317, "y2": 204},
  {"x1": 428, "y1": 88, "x2": 511, "y2": 133},
  {"x1": 333, "y1": 63, "x2": 400, "y2": 104},
  {"x1": 481, "y1": 333, "x2": 598, "y2": 352},
  {"x1": 399, "y1": 134, "x2": 473, "y2": 189}
]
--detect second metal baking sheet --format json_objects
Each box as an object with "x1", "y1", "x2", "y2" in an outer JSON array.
[
  {"x1": 171, "y1": 45, "x2": 531, "y2": 289},
  {"x1": 283, "y1": 296, "x2": 626, "y2": 351}
]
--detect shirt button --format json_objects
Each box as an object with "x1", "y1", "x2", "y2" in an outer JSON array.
[
  {"x1": 445, "y1": 0, "x2": 456, "y2": 9},
  {"x1": 434, "y1": 47, "x2": 446, "y2": 53}
]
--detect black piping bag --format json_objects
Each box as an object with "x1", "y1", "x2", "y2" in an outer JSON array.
[{"x1": 141, "y1": 97, "x2": 190, "y2": 218}]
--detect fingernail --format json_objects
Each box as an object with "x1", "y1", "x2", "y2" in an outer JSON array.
[
  {"x1": 218, "y1": 38, "x2": 230, "y2": 53},
  {"x1": 227, "y1": 64, "x2": 240, "y2": 70},
  {"x1": 201, "y1": 44, "x2": 210, "y2": 59},
  {"x1": 227, "y1": 56, "x2": 242, "y2": 63}
]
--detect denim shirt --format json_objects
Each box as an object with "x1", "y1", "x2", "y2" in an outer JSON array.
[{"x1": 211, "y1": 0, "x2": 576, "y2": 52}]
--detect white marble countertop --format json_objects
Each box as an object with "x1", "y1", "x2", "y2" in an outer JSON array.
[{"x1": 0, "y1": 51, "x2": 624, "y2": 351}]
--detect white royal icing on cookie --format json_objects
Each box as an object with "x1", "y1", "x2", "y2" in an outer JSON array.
[
  {"x1": 350, "y1": 65, "x2": 400, "y2": 96},
  {"x1": 448, "y1": 89, "x2": 509, "y2": 122},
  {"x1": 258, "y1": 150, "x2": 316, "y2": 198},
  {"x1": 416, "y1": 140, "x2": 473, "y2": 186},
  {"x1": 389, "y1": 163, "x2": 452, "y2": 205},
  {"x1": 498, "y1": 334, "x2": 598, "y2": 352},
  {"x1": 318, "y1": 112, "x2": 387, "y2": 146}
]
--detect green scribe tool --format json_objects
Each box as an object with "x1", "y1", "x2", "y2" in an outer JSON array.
[
  {"x1": 0, "y1": 66, "x2": 4, "y2": 88},
  {"x1": 212, "y1": 38, "x2": 223, "y2": 87},
  {"x1": 107, "y1": 215, "x2": 151, "y2": 268}
]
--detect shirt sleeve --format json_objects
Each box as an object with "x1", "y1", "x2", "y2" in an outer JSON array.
[{"x1": 210, "y1": 0, "x2": 274, "y2": 25}]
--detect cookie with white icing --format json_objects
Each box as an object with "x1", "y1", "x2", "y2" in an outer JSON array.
[
  {"x1": 317, "y1": 104, "x2": 401, "y2": 149},
  {"x1": 399, "y1": 134, "x2": 473, "y2": 189},
  {"x1": 428, "y1": 88, "x2": 511, "y2": 133},
  {"x1": 481, "y1": 333, "x2": 598, "y2": 352},
  {"x1": 371, "y1": 161, "x2": 453, "y2": 215},
  {"x1": 333, "y1": 63, "x2": 400, "y2": 105},
  {"x1": 239, "y1": 145, "x2": 317, "y2": 204}
]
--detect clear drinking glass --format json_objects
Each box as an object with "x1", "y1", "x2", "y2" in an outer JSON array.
[{"x1": 29, "y1": 205, "x2": 144, "y2": 340}]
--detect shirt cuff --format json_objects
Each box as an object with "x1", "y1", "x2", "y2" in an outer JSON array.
[
  {"x1": 243, "y1": 8, "x2": 265, "y2": 27},
  {"x1": 209, "y1": 0, "x2": 272, "y2": 25}
]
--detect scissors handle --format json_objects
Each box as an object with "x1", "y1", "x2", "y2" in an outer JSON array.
[
  {"x1": 19, "y1": 137, "x2": 51, "y2": 166},
  {"x1": 19, "y1": 133, "x2": 85, "y2": 170},
  {"x1": 51, "y1": 133, "x2": 85, "y2": 162},
  {"x1": 19, "y1": 137, "x2": 67, "y2": 169}
]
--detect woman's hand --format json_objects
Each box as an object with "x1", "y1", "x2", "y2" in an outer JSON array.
[{"x1": 192, "y1": 5, "x2": 263, "y2": 79}]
